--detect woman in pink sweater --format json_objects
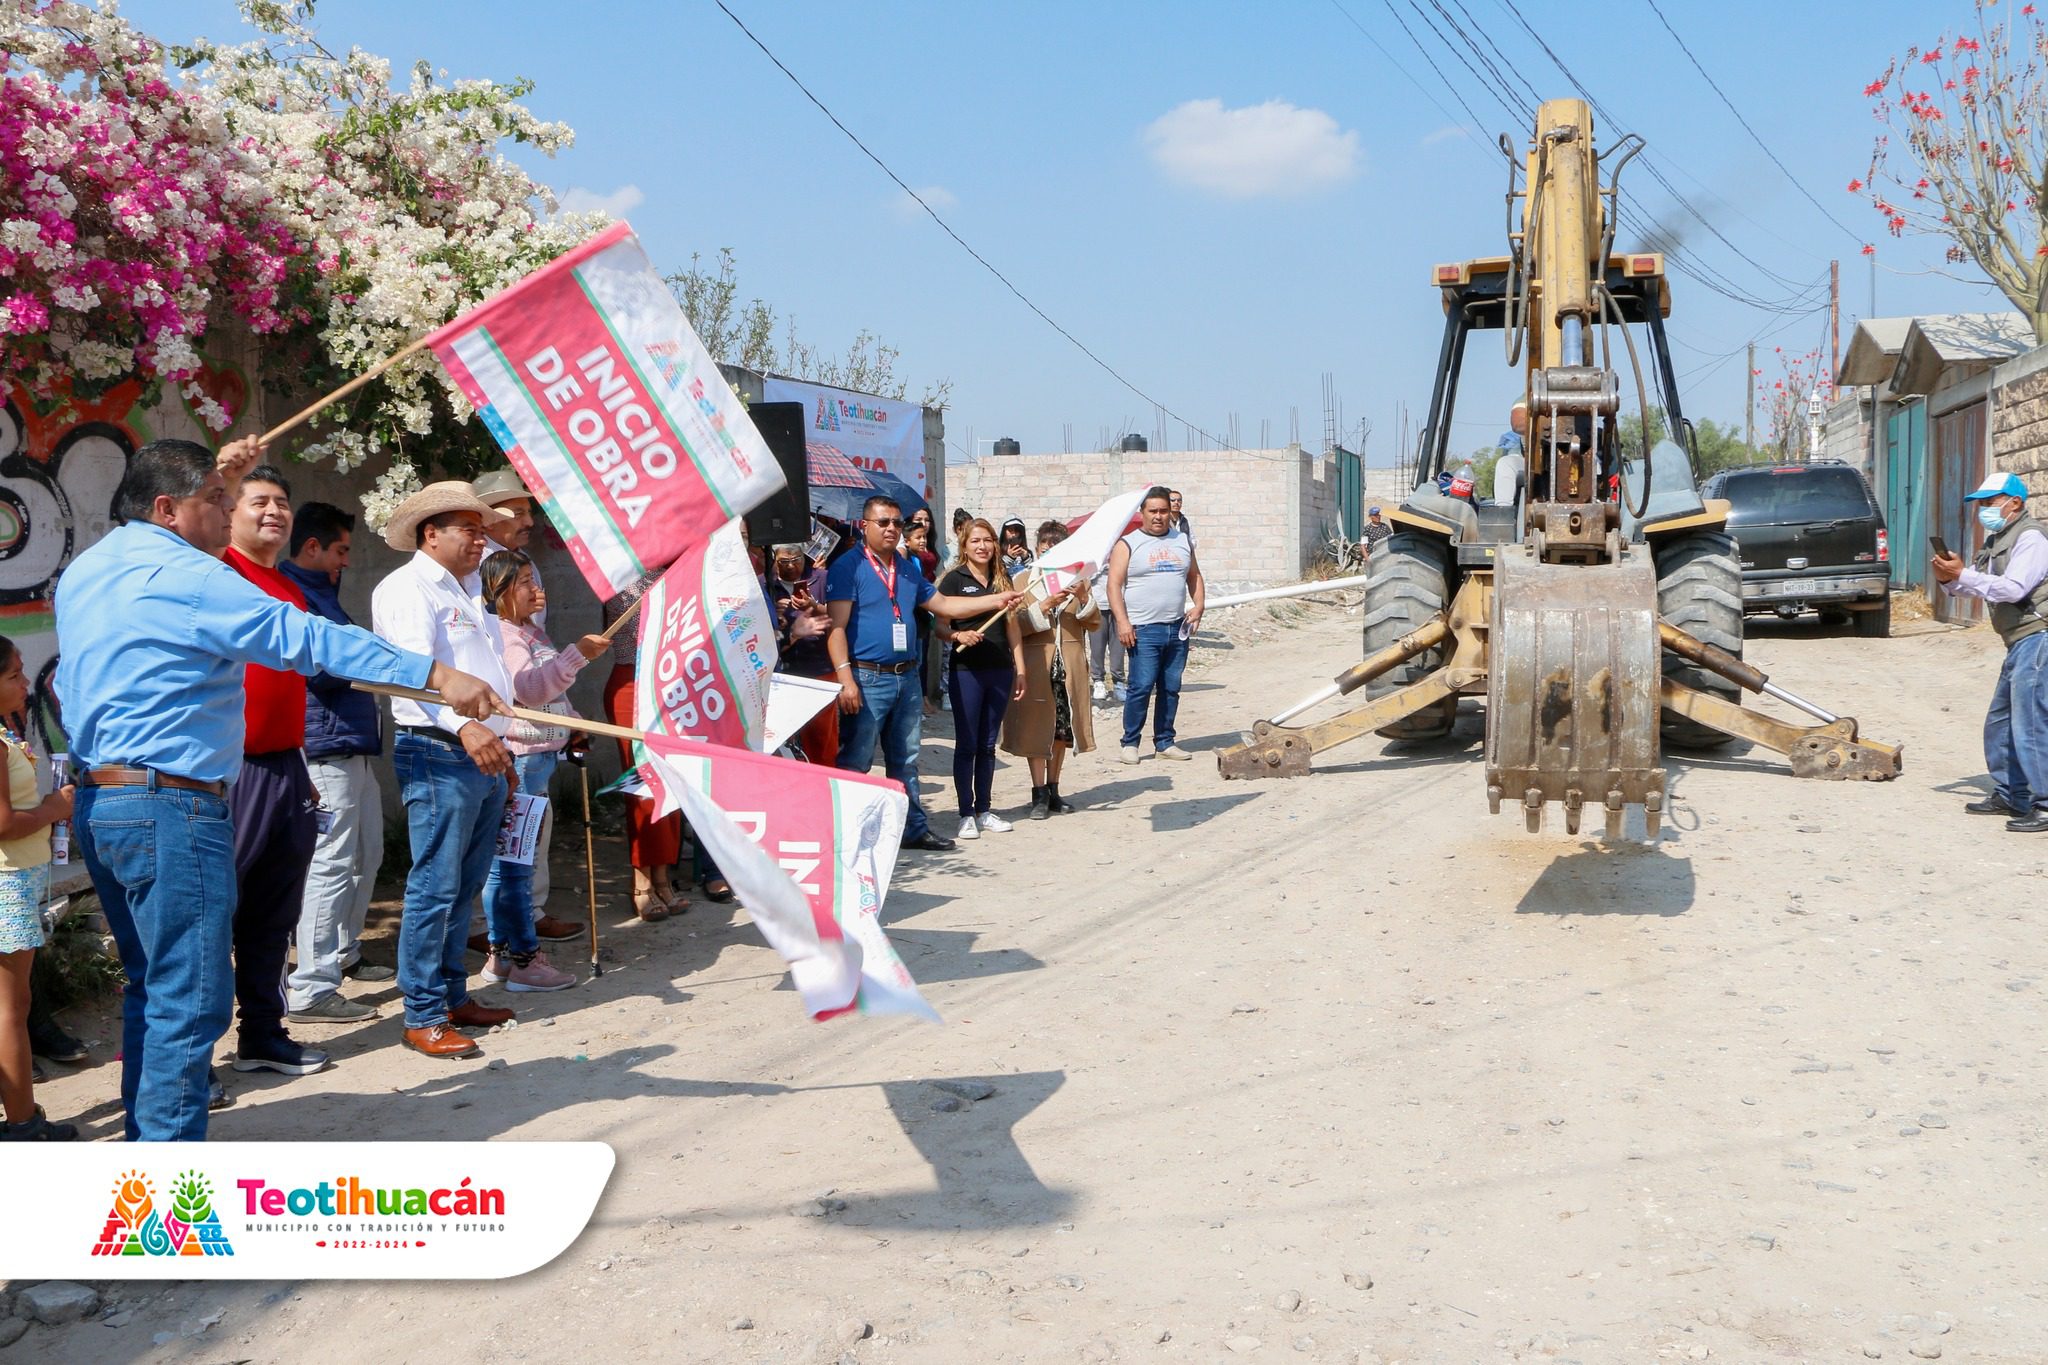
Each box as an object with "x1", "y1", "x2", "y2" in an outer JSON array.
[{"x1": 479, "y1": 551, "x2": 608, "y2": 993}]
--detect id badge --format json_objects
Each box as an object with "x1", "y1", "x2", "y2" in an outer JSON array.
[
  {"x1": 891, "y1": 621, "x2": 910, "y2": 653},
  {"x1": 314, "y1": 809, "x2": 336, "y2": 836}
]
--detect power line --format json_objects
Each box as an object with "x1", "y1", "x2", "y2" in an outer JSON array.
[
  {"x1": 710, "y1": 0, "x2": 1255, "y2": 456},
  {"x1": 1639, "y1": 0, "x2": 1866, "y2": 246}
]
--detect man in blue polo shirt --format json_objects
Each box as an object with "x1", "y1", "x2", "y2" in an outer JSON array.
[{"x1": 826, "y1": 494, "x2": 1019, "y2": 851}]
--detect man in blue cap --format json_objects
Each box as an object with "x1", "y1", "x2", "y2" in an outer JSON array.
[{"x1": 1933, "y1": 471, "x2": 2048, "y2": 831}]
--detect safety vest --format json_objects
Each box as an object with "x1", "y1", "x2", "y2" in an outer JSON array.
[{"x1": 1975, "y1": 511, "x2": 2048, "y2": 649}]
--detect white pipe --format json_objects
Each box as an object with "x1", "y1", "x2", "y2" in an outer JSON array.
[
  {"x1": 1270, "y1": 681, "x2": 1342, "y2": 726},
  {"x1": 1207, "y1": 574, "x2": 1370, "y2": 612}
]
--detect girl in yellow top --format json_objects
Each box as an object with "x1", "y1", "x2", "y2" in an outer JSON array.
[{"x1": 0, "y1": 635, "x2": 78, "y2": 1141}]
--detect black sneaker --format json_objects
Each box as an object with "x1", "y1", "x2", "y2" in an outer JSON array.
[
  {"x1": 208, "y1": 1067, "x2": 232, "y2": 1110},
  {"x1": 342, "y1": 960, "x2": 396, "y2": 982},
  {"x1": 1966, "y1": 793, "x2": 2024, "y2": 816},
  {"x1": 231, "y1": 1034, "x2": 331, "y2": 1076},
  {"x1": 0, "y1": 1106, "x2": 77, "y2": 1141},
  {"x1": 27, "y1": 1016, "x2": 88, "y2": 1064},
  {"x1": 2007, "y1": 813, "x2": 2048, "y2": 834}
]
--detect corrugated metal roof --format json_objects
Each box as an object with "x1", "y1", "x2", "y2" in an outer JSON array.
[{"x1": 1892, "y1": 312, "x2": 2034, "y2": 395}]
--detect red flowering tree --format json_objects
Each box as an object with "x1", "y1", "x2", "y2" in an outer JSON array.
[{"x1": 1855, "y1": 1, "x2": 2048, "y2": 339}]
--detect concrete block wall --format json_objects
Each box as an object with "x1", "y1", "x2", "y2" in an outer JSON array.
[
  {"x1": 1991, "y1": 345, "x2": 2048, "y2": 499},
  {"x1": 948, "y1": 447, "x2": 1337, "y2": 590}
]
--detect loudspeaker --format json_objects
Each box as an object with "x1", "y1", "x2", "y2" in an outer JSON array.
[{"x1": 742, "y1": 402, "x2": 810, "y2": 546}]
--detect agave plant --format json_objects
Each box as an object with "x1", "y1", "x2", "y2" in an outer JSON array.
[{"x1": 170, "y1": 1171, "x2": 215, "y2": 1226}]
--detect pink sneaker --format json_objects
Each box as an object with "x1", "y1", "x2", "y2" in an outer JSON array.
[
  {"x1": 480, "y1": 951, "x2": 510, "y2": 984},
  {"x1": 505, "y1": 953, "x2": 576, "y2": 993}
]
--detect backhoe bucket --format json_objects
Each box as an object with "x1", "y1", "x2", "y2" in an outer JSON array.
[{"x1": 1486, "y1": 545, "x2": 1664, "y2": 835}]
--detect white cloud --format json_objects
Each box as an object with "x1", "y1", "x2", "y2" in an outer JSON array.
[
  {"x1": 1421, "y1": 123, "x2": 1469, "y2": 146},
  {"x1": 1143, "y1": 98, "x2": 1361, "y2": 198},
  {"x1": 555, "y1": 184, "x2": 645, "y2": 219},
  {"x1": 893, "y1": 185, "x2": 957, "y2": 222}
]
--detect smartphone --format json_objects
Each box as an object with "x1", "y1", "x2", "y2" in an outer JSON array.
[{"x1": 1929, "y1": 535, "x2": 1952, "y2": 559}]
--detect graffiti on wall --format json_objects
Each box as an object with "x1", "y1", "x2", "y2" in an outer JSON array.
[{"x1": 0, "y1": 360, "x2": 251, "y2": 750}]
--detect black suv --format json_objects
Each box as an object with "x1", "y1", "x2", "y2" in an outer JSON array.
[{"x1": 1700, "y1": 461, "x2": 1892, "y2": 637}]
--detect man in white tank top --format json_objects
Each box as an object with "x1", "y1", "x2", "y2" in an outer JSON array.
[{"x1": 1106, "y1": 486, "x2": 1205, "y2": 763}]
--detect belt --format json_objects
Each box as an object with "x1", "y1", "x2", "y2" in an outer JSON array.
[
  {"x1": 853, "y1": 660, "x2": 917, "y2": 675},
  {"x1": 81, "y1": 765, "x2": 226, "y2": 797},
  {"x1": 397, "y1": 724, "x2": 459, "y2": 744}
]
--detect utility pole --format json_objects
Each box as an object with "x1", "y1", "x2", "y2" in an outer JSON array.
[
  {"x1": 1829, "y1": 259, "x2": 1840, "y2": 398},
  {"x1": 1745, "y1": 341, "x2": 1755, "y2": 453}
]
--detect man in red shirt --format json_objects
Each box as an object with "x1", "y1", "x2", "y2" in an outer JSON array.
[{"x1": 219, "y1": 465, "x2": 331, "y2": 1088}]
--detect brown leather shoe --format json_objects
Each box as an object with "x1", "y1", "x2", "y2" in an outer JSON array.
[
  {"x1": 449, "y1": 1000, "x2": 513, "y2": 1029},
  {"x1": 534, "y1": 914, "x2": 585, "y2": 940},
  {"x1": 466, "y1": 931, "x2": 491, "y2": 955},
  {"x1": 402, "y1": 1024, "x2": 479, "y2": 1059}
]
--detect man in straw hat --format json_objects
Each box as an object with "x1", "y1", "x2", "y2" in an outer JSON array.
[
  {"x1": 467, "y1": 468, "x2": 583, "y2": 945},
  {"x1": 54, "y1": 438, "x2": 510, "y2": 1141},
  {"x1": 372, "y1": 481, "x2": 531, "y2": 1059}
]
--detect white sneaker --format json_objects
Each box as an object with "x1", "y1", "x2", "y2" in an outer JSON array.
[
  {"x1": 1155, "y1": 745, "x2": 1193, "y2": 761},
  {"x1": 977, "y1": 811, "x2": 1013, "y2": 833},
  {"x1": 957, "y1": 816, "x2": 981, "y2": 841},
  {"x1": 1091, "y1": 679, "x2": 1109, "y2": 702},
  {"x1": 1120, "y1": 746, "x2": 1140, "y2": 765}
]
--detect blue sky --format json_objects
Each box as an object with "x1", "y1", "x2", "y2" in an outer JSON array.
[{"x1": 132, "y1": 0, "x2": 2007, "y2": 467}]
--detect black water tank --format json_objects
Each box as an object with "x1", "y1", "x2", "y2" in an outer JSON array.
[
  {"x1": 1120, "y1": 433, "x2": 1148, "y2": 452},
  {"x1": 993, "y1": 437, "x2": 1021, "y2": 456}
]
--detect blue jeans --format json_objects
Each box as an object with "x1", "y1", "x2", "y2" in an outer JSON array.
[
  {"x1": 948, "y1": 664, "x2": 1013, "y2": 816},
  {"x1": 77, "y1": 781, "x2": 236, "y2": 1142},
  {"x1": 1122, "y1": 622, "x2": 1190, "y2": 750},
  {"x1": 1986, "y1": 631, "x2": 2048, "y2": 811},
  {"x1": 482, "y1": 751, "x2": 557, "y2": 957},
  {"x1": 395, "y1": 732, "x2": 507, "y2": 1028},
  {"x1": 836, "y1": 665, "x2": 930, "y2": 840}
]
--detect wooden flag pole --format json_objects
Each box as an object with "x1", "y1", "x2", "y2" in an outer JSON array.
[
  {"x1": 258, "y1": 335, "x2": 433, "y2": 445},
  {"x1": 597, "y1": 594, "x2": 644, "y2": 644},
  {"x1": 353, "y1": 680, "x2": 647, "y2": 745}
]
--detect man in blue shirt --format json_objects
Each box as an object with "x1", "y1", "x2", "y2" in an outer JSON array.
[
  {"x1": 54, "y1": 437, "x2": 508, "y2": 1142},
  {"x1": 826, "y1": 495, "x2": 1019, "y2": 850}
]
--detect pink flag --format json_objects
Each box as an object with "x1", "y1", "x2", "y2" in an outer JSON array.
[
  {"x1": 632, "y1": 521, "x2": 777, "y2": 751},
  {"x1": 637, "y1": 734, "x2": 936, "y2": 1022},
  {"x1": 425, "y1": 222, "x2": 786, "y2": 599}
]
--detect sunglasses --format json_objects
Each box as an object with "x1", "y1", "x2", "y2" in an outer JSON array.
[{"x1": 869, "y1": 517, "x2": 904, "y2": 528}]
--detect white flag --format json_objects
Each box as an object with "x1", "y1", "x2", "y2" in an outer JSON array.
[{"x1": 1031, "y1": 487, "x2": 1147, "y2": 594}]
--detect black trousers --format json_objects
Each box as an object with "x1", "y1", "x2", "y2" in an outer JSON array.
[{"x1": 229, "y1": 750, "x2": 318, "y2": 1043}]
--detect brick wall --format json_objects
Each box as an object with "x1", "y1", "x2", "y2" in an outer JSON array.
[
  {"x1": 947, "y1": 447, "x2": 1339, "y2": 589},
  {"x1": 1992, "y1": 347, "x2": 2048, "y2": 499}
]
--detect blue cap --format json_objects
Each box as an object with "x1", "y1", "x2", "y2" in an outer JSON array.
[
  {"x1": 1368, "y1": 505, "x2": 1382, "y2": 515},
  {"x1": 1966, "y1": 472, "x2": 2028, "y2": 501}
]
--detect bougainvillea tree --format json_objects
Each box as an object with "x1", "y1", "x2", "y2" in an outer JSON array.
[
  {"x1": 1, "y1": 0, "x2": 603, "y2": 524},
  {"x1": 1854, "y1": 0, "x2": 2048, "y2": 341}
]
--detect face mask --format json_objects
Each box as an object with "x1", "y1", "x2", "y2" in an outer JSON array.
[{"x1": 1979, "y1": 505, "x2": 2009, "y2": 534}]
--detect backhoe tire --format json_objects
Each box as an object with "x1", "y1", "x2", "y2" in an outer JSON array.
[
  {"x1": 1362, "y1": 531, "x2": 1458, "y2": 741},
  {"x1": 1655, "y1": 530, "x2": 1744, "y2": 750}
]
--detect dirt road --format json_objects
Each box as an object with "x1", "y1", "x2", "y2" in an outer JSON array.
[{"x1": 21, "y1": 599, "x2": 2048, "y2": 1363}]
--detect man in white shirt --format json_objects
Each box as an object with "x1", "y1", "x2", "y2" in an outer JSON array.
[{"x1": 371, "y1": 482, "x2": 522, "y2": 1060}]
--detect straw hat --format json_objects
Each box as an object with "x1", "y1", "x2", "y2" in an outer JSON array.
[
  {"x1": 382, "y1": 481, "x2": 514, "y2": 552},
  {"x1": 469, "y1": 468, "x2": 533, "y2": 508}
]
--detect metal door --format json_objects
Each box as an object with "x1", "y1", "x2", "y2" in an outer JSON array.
[
  {"x1": 1932, "y1": 401, "x2": 1988, "y2": 625},
  {"x1": 1884, "y1": 401, "x2": 1927, "y2": 590}
]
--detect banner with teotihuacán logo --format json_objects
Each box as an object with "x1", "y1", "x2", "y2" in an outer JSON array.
[
  {"x1": 635, "y1": 733, "x2": 935, "y2": 1022},
  {"x1": 631, "y1": 520, "x2": 776, "y2": 752},
  {"x1": 0, "y1": 1144, "x2": 612, "y2": 1278},
  {"x1": 763, "y1": 375, "x2": 928, "y2": 500},
  {"x1": 427, "y1": 221, "x2": 786, "y2": 600}
]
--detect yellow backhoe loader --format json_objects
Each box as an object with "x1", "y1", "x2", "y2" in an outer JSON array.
[{"x1": 1218, "y1": 99, "x2": 1900, "y2": 835}]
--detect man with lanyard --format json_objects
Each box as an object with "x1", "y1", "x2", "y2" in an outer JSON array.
[
  {"x1": 1933, "y1": 471, "x2": 2048, "y2": 832},
  {"x1": 54, "y1": 439, "x2": 507, "y2": 1140},
  {"x1": 826, "y1": 495, "x2": 1020, "y2": 851}
]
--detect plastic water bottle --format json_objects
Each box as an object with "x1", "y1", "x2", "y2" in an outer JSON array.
[{"x1": 48, "y1": 752, "x2": 69, "y2": 865}]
